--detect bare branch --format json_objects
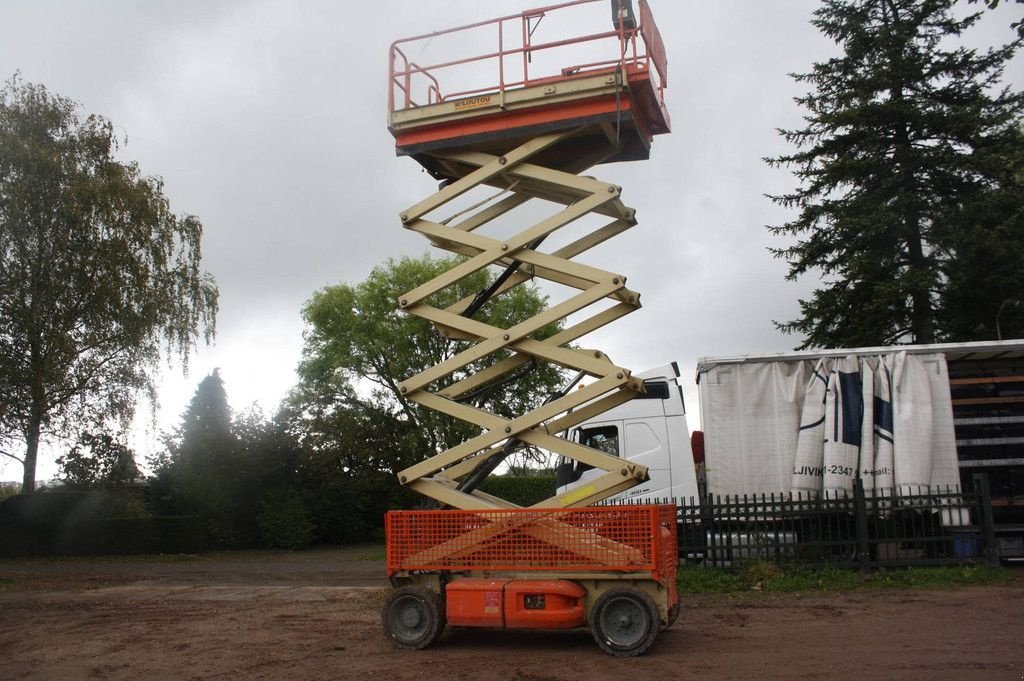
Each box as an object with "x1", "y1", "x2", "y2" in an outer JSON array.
[{"x1": 0, "y1": 448, "x2": 25, "y2": 464}]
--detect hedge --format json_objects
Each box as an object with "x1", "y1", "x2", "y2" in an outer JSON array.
[
  {"x1": 478, "y1": 474, "x2": 556, "y2": 507},
  {"x1": 0, "y1": 492, "x2": 205, "y2": 557}
]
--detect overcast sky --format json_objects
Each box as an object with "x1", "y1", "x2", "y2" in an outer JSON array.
[{"x1": 1, "y1": 1, "x2": 1021, "y2": 481}]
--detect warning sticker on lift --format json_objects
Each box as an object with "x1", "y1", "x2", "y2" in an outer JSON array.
[
  {"x1": 454, "y1": 95, "x2": 493, "y2": 111},
  {"x1": 559, "y1": 484, "x2": 597, "y2": 507},
  {"x1": 484, "y1": 590, "x2": 500, "y2": 614}
]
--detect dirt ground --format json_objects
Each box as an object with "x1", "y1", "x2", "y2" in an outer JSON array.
[{"x1": 1, "y1": 548, "x2": 1022, "y2": 681}]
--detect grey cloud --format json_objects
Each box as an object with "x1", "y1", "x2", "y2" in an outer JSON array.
[{"x1": 1, "y1": 0, "x2": 1020, "y2": 478}]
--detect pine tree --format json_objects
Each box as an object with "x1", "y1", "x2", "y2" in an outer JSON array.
[
  {"x1": 767, "y1": 0, "x2": 1024, "y2": 348},
  {"x1": 160, "y1": 370, "x2": 242, "y2": 545},
  {"x1": 177, "y1": 369, "x2": 234, "y2": 461},
  {"x1": 938, "y1": 122, "x2": 1024, "y2": 340}
]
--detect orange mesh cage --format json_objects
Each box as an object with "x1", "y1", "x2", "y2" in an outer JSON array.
[{"x1": 386, "y1": 504, "x2": 677, "y2": 581}]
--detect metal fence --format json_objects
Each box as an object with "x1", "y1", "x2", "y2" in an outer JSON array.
[{"x1": 609, "y1": 474, "x2": 999, "y2": 569}]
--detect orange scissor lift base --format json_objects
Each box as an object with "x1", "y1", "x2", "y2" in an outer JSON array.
[{"x1": 382, "y1": 505, "x2": 679, "y2": 655}]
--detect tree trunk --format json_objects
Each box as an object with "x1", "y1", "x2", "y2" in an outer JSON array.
[
  {"x1": 22, "y1": 426, "x2": 39, "y2": 494},
  {"x1": 884, "y1": 9, "x2": 935, "y2": 345},
  {"x1": 22, "y1": 336, "x2": 45, "y2": 494}
]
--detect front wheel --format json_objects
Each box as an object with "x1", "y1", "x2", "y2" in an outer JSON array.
[
  {"x1": 589, "y1": 587, "x2": 659, "y2": 656},
  {"x1": 381, "y1": 585, "x2": 445, "y2": 650}
]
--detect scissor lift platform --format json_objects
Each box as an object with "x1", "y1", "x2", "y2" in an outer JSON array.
[{"x1": 388, "y1": 0, "x2": 670, "y2": 177}]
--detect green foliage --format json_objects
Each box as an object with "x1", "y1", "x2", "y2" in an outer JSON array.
[
  {"x1": 0, "y1": 491, "x2": 206, "y2": 556},
  {"x1": 273, "y1": 387, "x2": 414, "y2": 543},
  {"x1": 679, "y1": 562, "x2": 1014, "y2": 594},
  {"x1": 56, "y1": 432, "x2": 140, "y2": 489},
  {"x1": 937, "y1": 125, "x2": 1024, "y2": 340},
  {"x1": 0, "y1": 74, "x2": 218, "y2": 493},
  {"x1": 289, "y1": 421, "x2": 411, "y2": 544},
  {"x1": 297, "y1": 254, "x2": 565, "y2": 461},
  {"x1": 178, "y1": 370, "x2": 234, "y2": 455},
  {"x1": 766, "y1": 1, "x2": 1024, "y2": 348},
  {"x1": 153, "y1": 373, "x2": 314, "y2": 549},
  {"x1": 153, "y1": 376, "x2": 403, "y2": 548},
  {"x1": 0, "y1": 482, "x2": 22, "y2": 501},
  {"x1": 289, "y1": 253, "x2": 567, "y2": 516},
  {"x1": 153, "y1": 371, "x2": 247, "y2": 546},
  {"x1": 144, "y1": 254, "x2": 571, "y2": 549},
  {"x1": 257, "y1": 488, "x2": 315, "y2": 550},
  {"x1": 478, "y1": 474, "x2": 557, "y2": 507},
  {"x1": 231, "y1": 406, "x2": 305, "y2": 540}
]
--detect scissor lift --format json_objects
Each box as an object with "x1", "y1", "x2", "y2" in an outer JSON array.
[{"x1": 381, "y1": 0, "x2": 677, "y2": 656}]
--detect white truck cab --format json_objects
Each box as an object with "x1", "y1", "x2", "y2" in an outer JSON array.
[{"x1": 555, "y1": 363, "x2": 699, "y2": 504}]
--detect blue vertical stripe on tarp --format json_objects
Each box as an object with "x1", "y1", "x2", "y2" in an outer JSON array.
[{"x1": 838, "y1": 371, "x2": 863, "y2": 447}]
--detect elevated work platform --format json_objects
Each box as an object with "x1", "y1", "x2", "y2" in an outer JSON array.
[
  {"x1": 379, "y1": 3, "x2": 680, "y2": 658},
  {"x1": 386, "y1": 1, "x2": 673, "y2": 513},
  {"x1": 388, "y1": 0, "x2": 669, "y2": 179}
]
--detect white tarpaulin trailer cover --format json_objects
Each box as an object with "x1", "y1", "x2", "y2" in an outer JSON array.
[{"x1": 697, "y1": 350, "x2": 960, "y2": 499}]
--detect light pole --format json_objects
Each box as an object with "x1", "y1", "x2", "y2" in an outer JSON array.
[{"x1": 996, "y1": 298, "x2": 1021, "y2": 340}]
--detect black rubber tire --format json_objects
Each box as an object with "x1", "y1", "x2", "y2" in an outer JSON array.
[
  {"x1": 588, "y1": 587, "x2": 660, "y2": 657},
  {"x1": 381, "y1": 585, "x2": 446, "y2": 650}
]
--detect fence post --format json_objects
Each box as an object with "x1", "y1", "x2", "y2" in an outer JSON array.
[
  {"x1": 973, "y1": 473, "x2": 998, "y2": 566},
  {"x1": 701, "y1": 493, "x2": 715, "y2": 567},
  {"x1": 854, "y1": 478, "x2": 870, "y2": 570}
]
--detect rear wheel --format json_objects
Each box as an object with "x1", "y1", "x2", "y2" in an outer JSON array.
[
  {"x1": 589, "y1": 587, "x2": 659, "y2": 656},
  {"x1": 381, "y1": 585, "x2": 445, "y2": 650}
]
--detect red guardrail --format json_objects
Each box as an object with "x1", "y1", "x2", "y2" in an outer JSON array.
[{"x1": 388, "y1": 0, "x2": 667, "y2": 114}]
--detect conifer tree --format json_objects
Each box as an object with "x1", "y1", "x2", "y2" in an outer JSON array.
[
  {"x1": 159, "y1": 370, "x2": 243, "y2": 545},
  {"x1": 177, "y1": 369, "x2": 234, "y2": 462},
  {"x1": 767, "y1": 0, "x2": 1023, "y2": 348}
]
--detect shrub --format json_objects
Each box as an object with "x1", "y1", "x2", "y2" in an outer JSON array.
[
  {"x1": 258, "y1": 489, "x2": 315, "y2": 550},
  {"x1": 0, "y1": 482, "x2": 20, "y2": 501},
  {"x1": 0, "y1": 492, "x2": 204, "y2": 556},
  {"x1": 478, "y1": 474, "x2": 556, "y2": 507}
]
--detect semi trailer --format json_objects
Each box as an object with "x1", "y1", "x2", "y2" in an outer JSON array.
[{"x1": 557, "y1": 340, "x2": 1024, "y2": 559}]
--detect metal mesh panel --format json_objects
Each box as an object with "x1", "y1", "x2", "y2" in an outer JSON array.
[
  {"x1": 386, "y1": 505, "x2": 676, "y2": 578},
  {"x1": 656, "y1": 504, "x2": 677, "y2": 577}
]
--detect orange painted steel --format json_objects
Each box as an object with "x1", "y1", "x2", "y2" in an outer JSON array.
[
  {"x1": 444, "y1": 579, "x2": 588, "y2": 629},
  {"x1": 385, "y1": 504, "x2": 677, "y2": 581},
  {"x1": 637, "y1": 0, "x2": 667, "y2": 86},
  {"x1": 504, "y1": 580, "x2": 587, "y2": 629},
  {"x1": 388, "y1": 0, "x2": 661, "y2": 109},
  {"x1": 387, "y1": 0, "x2": 669, "y2": 149},
  {"x1": 390, "y1": 64, "x2": 667, "y2": 153},
  {"x1": 445, "y1": 579, "x2": 508, "y2": 628}
]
